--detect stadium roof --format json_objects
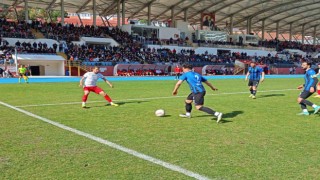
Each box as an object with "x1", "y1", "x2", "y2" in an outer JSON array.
[{"x1": 1, "y1": 0, "x2": 320, "y2": 36}]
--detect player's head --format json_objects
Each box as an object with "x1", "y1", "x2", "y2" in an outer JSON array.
[
  {"x1": 182, "y1": 64, "x2": 193, "y2": 72},
  {"x1": 301, "y1": 62, "x2": 311, "y2": 70},
  {"x1": 318, "y1": 63, "x2": 320, "y2": 67},
  {"x1": 250, "y1": 62, "x2": 256, "y2": 67},
  {"x1": 20, "y1": 64, "x2": 25, "y2": 68},
  {"x1": 92, "y1": 66, "x2": 100, "y2": 74}
]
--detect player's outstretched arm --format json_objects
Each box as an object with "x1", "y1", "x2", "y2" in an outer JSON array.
[
  {"x1": 79, "y1": 77, "x2": 85, "y2": 87},
  {"x1": 172, "y1": 80, "x2": 183, "y2": 95},
  {"x1": 204, "y1": 81, "x2": 218, "y2": 91},
  {"x1": 245, "y1": 72, "x2": 250, "y2": 81},
  {"x1": 103, "y1": 78, "x2": 114, "y2": 88}
]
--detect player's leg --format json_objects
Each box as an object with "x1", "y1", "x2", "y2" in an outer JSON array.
[
  {"x1": 248, "y1": 80, "x2": 253, "y2": 97},
  {"x1": 82, "y1": 89, "x2": 90, "y2": 108},
  {"x1": 194, "y1": 92, "x2": 223, "y2": 122},
  {"x1": 23, "y1": 74, "x2": 29, "y2": 83},
  {"x1": 251, "y1": 81, "x2": 259, "y2": 99},
  {"x1": 315, "y1": 83, "x2": 320, "y2": 97},
  {"x1": 297, "y1": 91, "x2": 320, "y2": 115},
  {"x1": 179, "y1": 93, "x2": 193, "y2": 118},
  {"x1": 97, "y1": 87, "x2": 119, "y2": 106},
  {"x1": 18, "y1": 74, "x2": 22, "y2": 83}
]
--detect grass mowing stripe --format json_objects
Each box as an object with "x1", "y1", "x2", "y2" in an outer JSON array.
[
  {"x1": 15, "y1": 88, "x2": 298, "y2": 108},
  {"x1": 0, "y1": 101, "x2": 212, "y2": 180}
]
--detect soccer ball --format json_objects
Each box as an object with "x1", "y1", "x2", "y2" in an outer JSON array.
[{"x1": 155, "y1": 109, "x2": 165, "y2": 117}]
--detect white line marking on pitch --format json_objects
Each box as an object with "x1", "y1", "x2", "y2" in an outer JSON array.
[
  {"x1": 15, "y1": 88, "x2": 298, "y2": 108},
  {"x1": 0, "y1": 101, "x2": 211, "y2": 180}
]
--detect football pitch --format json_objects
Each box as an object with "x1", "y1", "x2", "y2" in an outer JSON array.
[{"x1": 1, "y1": 78, "x2": 320, "y2": 179}]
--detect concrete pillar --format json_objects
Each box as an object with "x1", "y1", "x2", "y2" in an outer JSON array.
[
  {"x1": 247, "y1": 18, "x2": 251, "y2": 34},
  {"x1": 289, "y1": 23, "x2": 293, "y2": 41},
  {"x1": 184, "y1": 9, "x2": 188, "y2": 22},
  {"x1": 93, "y1": 0, "x2": 97, "y2": 27},
  {"x1": 261, "y1": 20, "x2": 265, "y2": 40},
  {"x1": 25, "y1": 0, "x2": 29, "y2": 22},
  {"x1": 61, "y1": 0, "x2": 64, "y2": 25},
  {"x1": 302, "y1": 24, "x2": 305, "y2": 44},
  {"x1": 117, "y1": 0, "x2": 121, "y2": 27},
  {"x1": 276, "y1": 21, "x2": 279, "y2": 40},
  {"x1": 122, "y1": 0, "x2": 126, "y2": 26},
  {"x1": 229, "y1": 15, "x2": 233, "y2": 35},
  {"x1": 147, "y1": 3, "x2": 151, "y2": 25},
  {"x1": 313, "y1": 26, "x2": 317, "y2": 46},
  {"x1": 171, "y1": 7, "x2": 175, "y2": 27}
]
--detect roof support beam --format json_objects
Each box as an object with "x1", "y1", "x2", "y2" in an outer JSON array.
[
  {"x1": 173, "y1": 0, "x2": 202, "y2": 18},
  {"x1": 76, "y1": 0, "x2": 92, "y2": 13},
  {"x1": 147, "y1": 3, "x2": 151, "y2": 25},
  {"x1": 232, "y1": 0, "x2": 302, "y2": 26},
  {"x1": 264, "y1": 7, "x2": 320, "y2": 28},
  {"x1": 216, "y1": 0, "x2": 270, "y2": 24},
  {"x1": 261, "y1": 20, "x2": 265, "y2": 40},
  {"x1": 289, "y1": 23, "x2": 292, "y2": 41},
  {"x1": 100, "y1": 1, "x2": 117, "y2": 16},
  {"x1": 313, "y1": 26, "x2": 317, "y2": 46},
  {"x1": 152, "y1": 0, "x2": 185, "y2": 21},
  {"x1": 128, "y1": 0, "x2": 156, "y2": 19},
  {"x1": 122, "y1": 0, "x2": 126, "y2": 25},
  {"x1": 187, "y1": 0, "x2": 235, "y2": 20},
  {"x1": 46, "y1": 0, "x2": 57, "y2": 10}
]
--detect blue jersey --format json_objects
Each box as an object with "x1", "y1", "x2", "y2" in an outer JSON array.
[
  {"x1": 248, "y1": 66, "x2": 263, "y2": 81},
  {"x1": 304, "y1": 69, "x2": 317, "y2": 91},
  {"x1": 179, "y1": 71, "x2": 207, "y2": 93}
]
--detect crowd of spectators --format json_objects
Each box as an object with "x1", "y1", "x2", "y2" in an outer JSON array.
[
  {"x1": 0, "y1": 18, "x2": 34, "y2": 38},
  {"x1": 258, "y1": 39, "x2": 320, "y2": 52},
  {"x1": 2, "y1": 18, "x2": 320, "y2": 69}
]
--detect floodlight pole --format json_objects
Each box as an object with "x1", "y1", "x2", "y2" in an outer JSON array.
[{"x1": 61, "y1": 0, "x2": 64, "y2": 25}]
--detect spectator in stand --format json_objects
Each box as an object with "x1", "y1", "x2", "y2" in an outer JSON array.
[{"x1": 174, "y1": 65, "x2": 181, "y2": 80}]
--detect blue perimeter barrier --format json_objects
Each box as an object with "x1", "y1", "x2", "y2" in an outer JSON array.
[{"x1": 0, "y1": 75, "x2": 304, "y2": 84}]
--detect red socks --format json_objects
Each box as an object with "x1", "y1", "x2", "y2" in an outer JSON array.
[
  {"x1": 82, "y1": 94, "x2": 88, "y2": 102},
  {"x1": 104, "y1": 95, "x2": 112, "y2": 103},
  {"x1": 318, "y1": 89, "x2": 320, "y2": 95}
]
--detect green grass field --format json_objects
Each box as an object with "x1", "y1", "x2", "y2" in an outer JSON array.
[{"x1": 1, "y1": 78, "x2": 320, "y2": 179}]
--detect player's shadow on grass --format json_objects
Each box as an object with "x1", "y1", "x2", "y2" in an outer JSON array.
[
  {"x1": 115, "y1": 100, "x2": 149, "y2": 106},
  {"x1": 259, "y1": 94, "x2": 285, "y2": 98}
]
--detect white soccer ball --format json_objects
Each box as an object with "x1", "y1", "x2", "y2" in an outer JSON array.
[{"x1": 155, "y1": 109, "x2": 165, "y2": 117}]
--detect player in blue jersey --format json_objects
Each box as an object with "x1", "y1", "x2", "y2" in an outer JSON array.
[
  {"x1": 172, "y1": 64, "x2": 223, "y2": 123},
  {"x1": 245, "y1": 62, "x2": 265, "y2": 99},
  {"x1": 297, "y1": 62, "x2": 320, "y2": 115}
]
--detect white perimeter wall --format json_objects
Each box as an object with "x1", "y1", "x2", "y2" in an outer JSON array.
[
  {"x1": 21, "y1": 60, "x2": 64, "y2": 76},
  {"x1": 146, "y1": 45, "x2": 277, "y2": 56}
]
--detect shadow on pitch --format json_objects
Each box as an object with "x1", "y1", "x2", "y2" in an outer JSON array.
[
  {"x1": 82, "y1": 100, "x2": 149, "y2": 108},
  {"x1": 258, "y1": 94, "x2": 285, "y2": 98},
  {"x1": 114, "y1": 100, "x2": 149, "y2": 106}
]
